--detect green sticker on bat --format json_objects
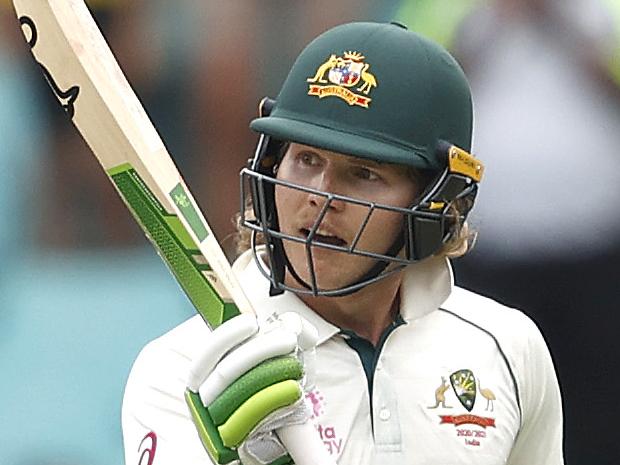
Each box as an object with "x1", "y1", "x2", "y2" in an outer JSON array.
[
  {"x1": 107, "y1": 163, "x2": 238, "y2": 328},
  {"x1": 170, "y1": 183, "x2": 209, "y2": 242}
]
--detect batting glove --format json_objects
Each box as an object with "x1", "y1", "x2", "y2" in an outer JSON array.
[{"x1": 185, "y1": 312, "x2": 319, "y2": 465}]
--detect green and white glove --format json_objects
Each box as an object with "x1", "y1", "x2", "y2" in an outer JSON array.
[{"x1": 185, "y1": 312, "x2": 319, "y2": 465}]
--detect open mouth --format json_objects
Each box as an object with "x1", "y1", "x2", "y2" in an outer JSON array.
[{"x1": 300, "y1": 228, "x2": 347, "y2": 247}]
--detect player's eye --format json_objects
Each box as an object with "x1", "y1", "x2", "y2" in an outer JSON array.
[
  {"x1": 352, "y1": 166, "x2": 380, "y2": 181},
  {"x1": 297, "y1": 151, "x2": 321, "y2": 167}
]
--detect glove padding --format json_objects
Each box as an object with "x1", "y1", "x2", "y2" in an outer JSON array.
[{"x1": 185, "y1": 312, "x2": 319, "y2": 465}]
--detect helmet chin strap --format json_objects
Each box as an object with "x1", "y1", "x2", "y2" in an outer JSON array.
[{"x1": 268, "y1": 237, "x2": 291, "y2": 297}]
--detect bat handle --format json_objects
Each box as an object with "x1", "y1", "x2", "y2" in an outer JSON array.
[{"x1": 278, "y1": 421, "x2": 337, "y2": 465}]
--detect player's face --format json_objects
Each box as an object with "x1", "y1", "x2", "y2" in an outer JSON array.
[{"x1": 274, "y1": 143, "x2": 419, "y2": 290}]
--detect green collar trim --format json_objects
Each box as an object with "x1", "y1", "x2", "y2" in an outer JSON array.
[{"x1": 340, "y1": 313, "x2": 406, "y2": 401}]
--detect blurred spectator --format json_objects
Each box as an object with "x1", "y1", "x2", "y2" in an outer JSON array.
[{"x1": 454, "y1": 0, "x2": 620, "y2": 261}]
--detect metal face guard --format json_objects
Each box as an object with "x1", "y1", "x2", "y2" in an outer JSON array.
[
  {"x1": 238, "y1": 136, "x2": 482, "y2": 297},
  {"x1": 242, "y1": 168, "x2": 448, "y2": 258},
  {"x1": 239, "y1": 168, "x2": 465, "y2": 296}
]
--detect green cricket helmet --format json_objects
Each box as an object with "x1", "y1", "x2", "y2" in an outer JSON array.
[{"x1": 240, "y1": 21, "x2": 484, "y2": 297}]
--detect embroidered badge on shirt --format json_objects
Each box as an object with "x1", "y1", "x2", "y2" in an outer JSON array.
[
  {"x1": 427, "y1": 369, "x2": 498, "y2": 448},
  {"x1": 307, "y1": 51, "x2": 377, "y2": 108},
  {"x1": 450, "y1": 369, "x2": 477, "y2": 411}
]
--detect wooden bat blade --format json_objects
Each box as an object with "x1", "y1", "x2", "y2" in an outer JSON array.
[{"x1": 13, "y1": 0, "x2": 253, "y2": 327}]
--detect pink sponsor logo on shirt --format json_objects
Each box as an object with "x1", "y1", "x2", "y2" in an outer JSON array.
[{"x1": 138, "y1": 431, "x2": 157, "y2": 465}]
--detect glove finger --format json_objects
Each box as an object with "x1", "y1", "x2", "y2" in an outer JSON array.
[
  {"x1": 199, "y1": 328, "x2": 298, "y2": 405},
  {"x1": 217, "y1": 380, "x2": 303, "y2": 448},
  {"x1": 187, "y1": 313, "x2": 258, "y2": 392},
  {"x1": 209, "y1": 355, "x2": 304, "y2": 425},
  {"x1": 277, "y1": 312, "x2": 319, "y2": 351}
]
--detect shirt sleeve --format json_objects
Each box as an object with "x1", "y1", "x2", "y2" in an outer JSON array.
[
  {"x1": 506, "y1": 316, "x2": 564, "y2": 465},
  {"x1": 122, "y1": 338, "x2": 215, "y2": 465}
]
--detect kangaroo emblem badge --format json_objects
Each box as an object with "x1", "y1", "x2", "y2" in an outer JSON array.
[{"x1": 307, "y1": 51, "x2": 377, "y2": 108}]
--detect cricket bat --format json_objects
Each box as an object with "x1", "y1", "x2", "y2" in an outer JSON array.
[{"x1": 12, "y1": 1, "x2": 334, "y2": 464}]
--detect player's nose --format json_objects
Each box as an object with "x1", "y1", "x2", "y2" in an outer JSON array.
[{"x1": 307, "y1": 170, "x2": 346, "y2": 212}]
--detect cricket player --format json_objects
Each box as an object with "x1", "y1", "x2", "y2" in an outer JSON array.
[{"x1": 122, "y1": 22, "x2": 564, "y2": 465}]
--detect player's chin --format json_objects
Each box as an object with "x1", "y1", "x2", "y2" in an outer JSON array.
[
  {"x1": 283, "y1": 241, "x2": 383, "y2": 288},
  {"x1": 310, "y1": 253, "x2": 378, "y2": 289}
]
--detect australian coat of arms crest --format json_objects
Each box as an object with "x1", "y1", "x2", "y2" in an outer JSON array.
[{"x1": 307, "y1": 51, "x2": 377, "y2": 108}]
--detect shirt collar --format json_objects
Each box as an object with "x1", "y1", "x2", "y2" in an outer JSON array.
[
  {"x1": 399, "y1": 254, "x2": 453, "y2": 322},
  {"x1": 232, "y1": 250, "x2": 340, "y2": 345},
  {"x1": 232, "y1": 249, "x2": 453, "y2": 343}
]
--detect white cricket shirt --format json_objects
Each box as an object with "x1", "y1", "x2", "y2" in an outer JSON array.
[{"x1": 122, "y1": 252, "x2": 564, "y2": 465}]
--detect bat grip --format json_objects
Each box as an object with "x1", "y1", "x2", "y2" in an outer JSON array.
[{"x1": 278, "y1": 421, "x2": 337, "y2": 465}]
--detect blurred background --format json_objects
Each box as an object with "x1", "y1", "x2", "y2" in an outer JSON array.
[{"x1": 1, "y1": 0, "x2": 619, "y2": 463}]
